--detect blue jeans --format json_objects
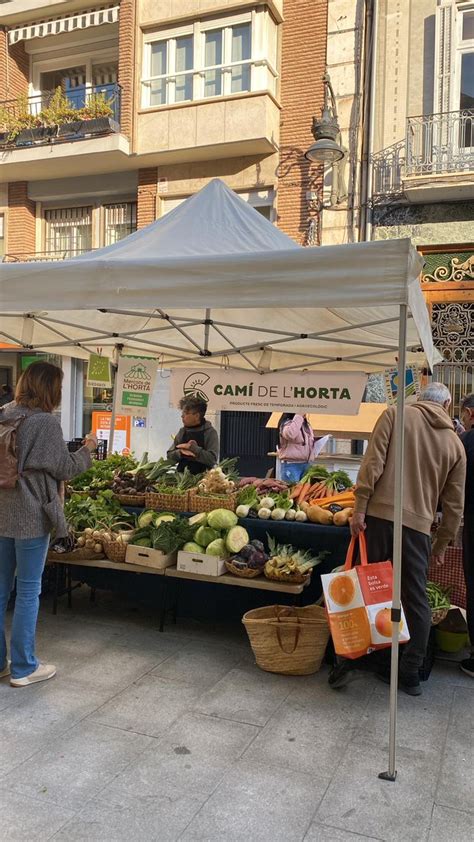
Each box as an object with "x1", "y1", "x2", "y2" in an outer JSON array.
[
  {"x1": 0, "y1": 535, "x2": 50, "y2": 679},
  {"x1": 280, "y1": 462, "x2": 311, "y2": 483}
]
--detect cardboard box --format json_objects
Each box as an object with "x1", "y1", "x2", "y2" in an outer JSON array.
[
  {"x1": 177, "y1": 550, "x2": 227, "y2": 577},
  {"x1": 125, "y1": 545, "x2": 176, "y2": 570}
]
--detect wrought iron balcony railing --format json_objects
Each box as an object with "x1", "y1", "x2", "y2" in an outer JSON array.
[
  {"x1": 0, "y1": 84, "x2": 121, "y2": 149},
  {"x1": 406, "y1": 108, "x2": 474, "y2": 177}
]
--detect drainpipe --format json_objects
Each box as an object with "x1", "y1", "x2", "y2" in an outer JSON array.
[{"x1": 360, "y1": 0, "x2": 378, "y2": 242}]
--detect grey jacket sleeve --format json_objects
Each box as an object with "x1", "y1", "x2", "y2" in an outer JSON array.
[
  {"x1": 187, "y1": 426, "x2": 219, "y2": 468},
  {"x1": 24, "y1": 415, "x2": 92, "y2": 481},
  {"x1": 167, "y1": 427, "x2": 185, "y2": 463}
]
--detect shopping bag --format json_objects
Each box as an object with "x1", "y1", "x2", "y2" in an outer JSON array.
[{"x1": 321, "y1": 533, "x2": 410, "y2": 659}]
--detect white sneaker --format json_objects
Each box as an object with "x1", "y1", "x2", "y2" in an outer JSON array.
[
  {"x1": 10, "y1": 664, "x2": 56, "y2": 687},
  {"x1": 0, "y1": 660, "x2": 11, "y2": 679}
]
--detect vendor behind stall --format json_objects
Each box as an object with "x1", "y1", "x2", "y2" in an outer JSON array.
[{"x1": 168, "y1": 397, "x2": 219, "y2": 475}]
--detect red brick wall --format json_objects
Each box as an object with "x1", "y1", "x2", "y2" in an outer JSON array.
[
  {"x1": 0, "y1": 30, "x2": 30, "y2": 100},
  {"x1": 137, "y1": 168, "x2": 158, "y2": 228},
  {"x1": 7, "y1": 182, "x2": 36, "y2": 256},
  {"x1": 277, "y1": 0, "x2": 328, "y2": 245},
  {"x1": 118, "y1": 0, "x2": 135, "y2": 140}
]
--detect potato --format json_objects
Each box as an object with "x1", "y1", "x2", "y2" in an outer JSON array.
[
  {"x1": 307, "y1": 505, "x2": 333, "y2": 525},
  {"x1": 333, "y1": 507, "x2": 353, "y2": 527}
]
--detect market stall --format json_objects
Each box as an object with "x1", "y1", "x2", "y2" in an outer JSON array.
[{"x1": 0, "y1": 178, "x2": 441, "y2": 781}]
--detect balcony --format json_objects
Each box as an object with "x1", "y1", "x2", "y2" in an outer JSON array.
[
  {"x1": 372, "y1": 109, "x2": 474, "y2": 204},
  {"x1": 0, "y1": 84, "x2": 130, "y2": 181}
]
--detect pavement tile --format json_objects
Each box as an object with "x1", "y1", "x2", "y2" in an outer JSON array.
[
  {"x1": 305, "y1": 823, "x2": 383, "y2": 841},
  {"x1": 194, "y1": 666, "x2": 294, "y2": 726},
  {"x1": 0, "y1": 786, "x2": 75, "y2": 840},
  {"x1": 103, "y1": 712, "x2": 259, "y2": 799},
  {"x1": 435, "y1": 727, "x2": 474, "y2": 814},
  {"x1": 449, "y1": 686, "x2": 474, "y2": 730},
  {"x1": 352, "y1": 689, "x2": 452, "y2": 752},
  {"x1": 151, "y1": 642, "x2": 243, "y2": 688},
  {"x1": 59, "y1": 644, "x2": 164, "y2": 691},
  {"x1": 428, "y1": 805, "x2": 474, "y2": 841},
  {"x1": 316, "y1": 742, "x2": 439, "y2": 842},
  {"x1": 53, "y1": 787, "x2": 204, "y2": 842},
  {"x1": 1, "y1": 720, "x2": 152, "y2": 811},
  {"x1": 180, "y1": 758, "x2": 327, "y2": 842},
  {"x1": 242, "y1": 698, "x2": 355, "y2": 780},
  {"x1": 89, "y1": 673, "x2": 204, "y2": 737}
]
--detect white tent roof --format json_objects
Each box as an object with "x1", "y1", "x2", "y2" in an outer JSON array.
[{"x1": 0, "y1": 179, "x2": 438, "y2": 372}]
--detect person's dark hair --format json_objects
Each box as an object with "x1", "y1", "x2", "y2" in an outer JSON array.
[
  {"x1": 179, "y1": 396, "x2": 207, "y2": 421},
  {"x1": 461, "y1": 394, "x2": 474, "y2": 411},
  {"x1": 15, "y1": 361, "x2": 63, "y2": 412},
  {"x1": 1, "y1": 384, "x2": 12, "y2": 395}
]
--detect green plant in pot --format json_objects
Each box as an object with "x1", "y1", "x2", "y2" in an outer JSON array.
[
  {"x1": 79, "y1": 92, "x2": 114, "y2": 121},
  {"x1": 0, "y1": 95, "x2": 41, "y2": 143},
  {"x1": 39, "y1": 87, "x2": 78, "y2": 131}
]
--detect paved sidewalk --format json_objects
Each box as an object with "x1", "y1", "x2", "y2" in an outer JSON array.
[{"x1": 0, "y1": 589, "x2": 472, "y2": 841}]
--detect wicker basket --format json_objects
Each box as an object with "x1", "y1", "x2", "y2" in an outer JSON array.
[
  {"x1": 102, "y1": 527, "x2": 135, "y2": 563},
  {"x1": 225, "y1": 560, "x2": 262, "y2": 579},
  {"x1": 243, "y1": 604, "x2": 330, "y2": 675},
  {"x1": 264, "y1": 566, "x2": 311, "y2": 586},
  {"x1": 47, "y1": 548, "x2": 105, "y2": 562},
  {"x1": 115, "y1": 493, "x2": 146, "y2": 507},
  {"x1": 431, "y1": 606, "x2": 450, "y2": 626},
  {"x1": 188, "y1": 490, "x2": 237, "y2": 513},
  {"x1": 145, "y1": 491, "x2": 189, "y2": 512}
]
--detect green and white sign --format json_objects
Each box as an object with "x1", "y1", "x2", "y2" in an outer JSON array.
[
  {"x1": 170, "y1": 368, "x2": 367, "y2": 415},
  {"x1": 87, "y1": 353, "x2": 112, "y2": 388},
  {"x1": 116, "y1": 355, "x2": 157, "y2": 416}
]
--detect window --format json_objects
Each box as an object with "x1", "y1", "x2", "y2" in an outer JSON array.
[
  {"x1": 104, "y1": 202, "x2": 137, "y2": 245},
  {"x1": 160, "y1": 188, "x2": 274, "y2": 221},
  {"x1": 41, "y1": 66, "x2": 86, "y2": 109},
  {"x1": 141, "y1": 12, "x2": 277, "y2": 108},
  {"x1": 45, "y1": 207, "x2": 92, "y2": 258}
]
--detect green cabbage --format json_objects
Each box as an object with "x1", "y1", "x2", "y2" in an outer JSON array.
[
  {"x1": 207, "y1": 509, "x2": 238, "y2": 531},
  {"x1": 206, "y1": 538, "x2": 228, "y2": 557},
  {"x1": 194, "y1": 526, "x2": 220, "y2": 548},
  {"x1": 225, "y1": 526, "x2": 250, "y2": 554},
  {"x1": 182, "y1": 542, "x2": 204, "y2": 553}
]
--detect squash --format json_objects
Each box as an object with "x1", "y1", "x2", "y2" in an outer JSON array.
[
  {"x1": 307, "y1": 505, "x2": 333, "y2": 525},
  {"x1": 333, "y1": 507, "x2": 353, "y2": 527}
]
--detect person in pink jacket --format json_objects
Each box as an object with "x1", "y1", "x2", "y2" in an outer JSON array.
[{"x1": 278, "y1": 414, "x2": 315, "y2": 483}]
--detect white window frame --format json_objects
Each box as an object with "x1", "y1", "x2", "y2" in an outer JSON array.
[
  {"x1": 30, "y1": 47, "x2": 118, "y2": 99},
  {"x1": 159, "y1": 188, "x2": 275, "y2": 222},
  {"x1": 141, "y1": 10, "x2": 278, "y2": 109}
]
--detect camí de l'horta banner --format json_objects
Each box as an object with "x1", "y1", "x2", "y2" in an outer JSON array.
[{"x1": 170, "y1": 369, "x2": 367, "y2": 415}]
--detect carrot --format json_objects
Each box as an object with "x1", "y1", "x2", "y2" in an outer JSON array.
[
  {"x1": 298, "y1": 482, "x2": 312, "y2": 503},
  {"x1": 319, "y1": 493, "x2": 355, "y2": 510},
  {"x1": 290, "y1": 484, "x2": 303, "y2": 500}
]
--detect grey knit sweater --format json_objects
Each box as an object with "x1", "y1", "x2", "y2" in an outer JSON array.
[{"x1": 0, "y1": 403, "x2": 92, "y2": 539}]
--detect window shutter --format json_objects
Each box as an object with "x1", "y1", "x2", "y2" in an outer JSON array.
[{"x1": 434, "y1": 1, "x2": 455, "y2": 114}]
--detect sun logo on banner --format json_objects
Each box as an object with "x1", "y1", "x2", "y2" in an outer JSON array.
[{"x1": 183, "y1": 372, "x2": 210, "y2": 402}]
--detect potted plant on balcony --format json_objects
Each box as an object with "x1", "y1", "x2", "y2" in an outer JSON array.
[{"x1": 0, "y1": 95, "x2": 43, "y2": 146}]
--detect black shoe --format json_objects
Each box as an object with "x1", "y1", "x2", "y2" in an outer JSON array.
[
  {"x1": 460, "y1": 657, "x2": 474, "y2": 678},
  {"x1": 376, "y1": 667, "x2": 422, "y2": 696},
  {"x1": 328, "y1": 661, "x2": 358, "y2": 689}
]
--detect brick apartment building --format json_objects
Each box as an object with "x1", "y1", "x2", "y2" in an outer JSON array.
[
  {"x1": 0, "y1": 0, "x2": 328, "y2": 263},
  {"x1": 0, "y1": 0, "x2": 328, "y2": 444}
]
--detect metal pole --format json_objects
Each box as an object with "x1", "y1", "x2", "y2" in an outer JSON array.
[
  {"x1": 108, "y1": 345, "x2": 122, "y2": 455},
  {"x1": 379, "y1": 302, "x2": 407, "y2": 783}
]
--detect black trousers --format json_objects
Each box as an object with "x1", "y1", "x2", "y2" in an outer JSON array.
[
  {"x1": 463, "y1": 509, "x2": 474, "y2": 654},
  {"x1": 365, "y1": 515, "x2": 432, "y2": 674}
]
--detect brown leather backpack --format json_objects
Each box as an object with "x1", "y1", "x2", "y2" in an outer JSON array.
[{"x1": 0, "y1": 409, "x2": 26, "y2": 489}]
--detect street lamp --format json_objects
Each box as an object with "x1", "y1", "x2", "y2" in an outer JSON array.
[{"x1": 304, "y1": 72, "x2": 345, "y2": 165}]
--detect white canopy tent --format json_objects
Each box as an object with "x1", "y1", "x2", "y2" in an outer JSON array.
[{"x1": 0, "y1": 179, "x2": 440, "y2": 780}]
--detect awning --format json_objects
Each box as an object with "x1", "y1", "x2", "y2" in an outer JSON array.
[
  {"x1": 266, "y1": 404, "x2": 389, "y2": 439},
  {"x1": 8, "y1": 5, "x2": 119, "y2": 45}
]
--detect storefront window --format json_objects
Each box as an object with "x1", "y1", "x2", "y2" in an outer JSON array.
[{"x1": 82, "y1": 361, "x2": 115, "y2": 441}]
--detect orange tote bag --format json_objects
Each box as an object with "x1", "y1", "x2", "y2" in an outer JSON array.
[{"x1": 321, "y1": 533, "x2": 410, "y2": 659}]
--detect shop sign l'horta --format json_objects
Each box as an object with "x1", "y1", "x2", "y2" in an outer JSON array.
[{"x1": 170, "y1": 369, "x2": 367, "y2": 415}]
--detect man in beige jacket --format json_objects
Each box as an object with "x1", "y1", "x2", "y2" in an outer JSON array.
[{"x1": 330, "y1": 383, "x2": 466, "y2": 696}]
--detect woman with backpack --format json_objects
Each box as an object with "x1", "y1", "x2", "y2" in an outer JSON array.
[{"x1": 0, "y1": 362, "x2": 97, "y2": 687}]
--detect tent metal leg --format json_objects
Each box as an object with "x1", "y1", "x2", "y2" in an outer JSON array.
[{"x1": 379, "y1": 302, "x2": 407, "y2": 783}]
